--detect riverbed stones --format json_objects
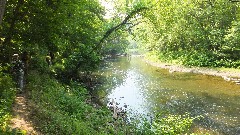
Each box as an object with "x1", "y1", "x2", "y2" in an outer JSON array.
[{"x1": 222, "y1": 76, "x2": 240, "y2": 85}]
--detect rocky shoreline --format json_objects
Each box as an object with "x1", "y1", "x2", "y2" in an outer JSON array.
[{"x1": 144, "y1": 58, "x2": 240, "y2": 85}]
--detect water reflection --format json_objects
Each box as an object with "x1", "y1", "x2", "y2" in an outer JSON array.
[
  {"x1": 107, "y1": 70, "x2": 148, "y2": 115},
  {"x1": 96, "y1": 57, "x2": 240, "y2": 135}
]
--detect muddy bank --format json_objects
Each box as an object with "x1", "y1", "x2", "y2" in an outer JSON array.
[{"x1": 144, "y1": 58, "x2": 240, "y2": 84}]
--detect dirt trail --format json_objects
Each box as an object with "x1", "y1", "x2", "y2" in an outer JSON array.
[{"x1": 10, "y1": 92, "x2": 40, "y2": 135}]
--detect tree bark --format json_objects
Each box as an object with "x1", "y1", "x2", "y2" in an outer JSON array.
[{"x1": 0, "y1": 0, "x2": 7, "y2": 25}]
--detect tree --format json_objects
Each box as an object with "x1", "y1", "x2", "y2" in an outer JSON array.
[
  {"x1": 0, "y1": 0, "x2": 106, "y2": 71},
  {"x1": 130, "y1": 0, "x2": 240, "y2": 67},
  {"x1": 0, "y1": 0, "x2": 6, "y2": 25}
]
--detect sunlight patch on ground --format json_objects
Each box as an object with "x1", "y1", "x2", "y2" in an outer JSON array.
[{"x1": 10, "y1": 94, "x2": 38, "y2": 135}]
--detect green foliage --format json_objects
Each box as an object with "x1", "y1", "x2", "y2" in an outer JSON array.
[
  {"x1": 177, "y1": 51, "x2": 217, "y2": 67},
  {"x1": 0, "y1": 0, "x2": 222, "y2": 133},
  {"x1": 102, "y1": 31, "x2": 130, "y2": 56},
  {"x1": 132, "y1": 0, "x2": 240, "y2": 68},
  {"x1": 27, "y1": 71, "x2": 136, "y2": 134},
  {"x1": 0, "y1": 66, "x2": 16, "y2": 133},
  {"x1": 128, "y1": 112, "x2": 200, "y2": 135},
  {"x1": 152, "y1": 113, "x2": 199, "y2": 135},
  {"x1": 0, "y1": 0, "x2": 107, "y2": 74},
  {"x1": 64, "y1": 44, "x2": 101, "y2": 72}
]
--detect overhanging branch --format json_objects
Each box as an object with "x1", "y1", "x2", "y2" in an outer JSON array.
[
  {"x1": 72, "y1": 7, "x2": 149, "y2": 72},
  {"x1": 92, "y1": 6, "x2": 149, "y2": 52}
]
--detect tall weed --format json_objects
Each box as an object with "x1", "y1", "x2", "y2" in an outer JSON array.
[{"x1": 0, "y1": 66, "x2": 16, "y2": 133}]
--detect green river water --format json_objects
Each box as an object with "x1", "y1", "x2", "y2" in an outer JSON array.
[{"x1": 96, "y1": 56, "x2": 240, "y2": 135}]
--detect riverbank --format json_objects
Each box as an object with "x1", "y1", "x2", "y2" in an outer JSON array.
[
  {"x1": 96, "y1": 56, "x2": 240, "y2": 135},
  {"x1": 144, "y1": 55, "x2": 240, "y2": 84},
  {"x1": 22, "y1": 70, "x2": 141, "y2": 135}
]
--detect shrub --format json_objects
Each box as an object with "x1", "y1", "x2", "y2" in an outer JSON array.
[
  {"x1": 0, "y1": 66, "x2": 16, "y2": 133},
  {"x1": 27, "y1": 71, "x2": 122, "y2": 134},
  {"x1": 152, "y1": 113, "x2": 198, "y2": 135}
]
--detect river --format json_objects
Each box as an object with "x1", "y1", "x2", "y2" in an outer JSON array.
[{"x1": 95, "y1": 56, "x2": 240, "y2": 135}]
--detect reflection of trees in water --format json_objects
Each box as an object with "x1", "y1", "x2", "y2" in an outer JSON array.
[
  {"x1": 94, "y1": 57, "x2": 131, "y2": 98},
  {"x1": 149, "y1": 90, "x2": 240, "y2": 135},
  {"x1": 94, "y1": 57, "x2": 240, "y2": 134}
]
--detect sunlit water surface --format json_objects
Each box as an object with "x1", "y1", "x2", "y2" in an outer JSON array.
[{"x1": 96, "y1": 57, "x2": 240, "y2": 135}]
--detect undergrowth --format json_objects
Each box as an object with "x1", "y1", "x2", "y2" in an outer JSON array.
[
  {"x1": 26, "y1": 70, "x2": 136, "y2": 134},
  {"x1": 25, "y1": 70, "x2": 200, "y2": 135},
  {"x1": 146, "y1": 51, "x2": 240, "y2": 69},
  {"x1": 0, "y1": 66, "x2": 17, "y2": 134}
]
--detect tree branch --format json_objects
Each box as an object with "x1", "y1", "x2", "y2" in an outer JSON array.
[
  {"x1": 72, "y1": 7, "x2": 149, "y2": 72},
  {"x1": 92, "y1": 6, "x2": 149, "y2": 53}
]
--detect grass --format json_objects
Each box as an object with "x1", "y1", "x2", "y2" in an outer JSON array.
[
  {"x1": 26, "y1": 70, "x2": 136, "y2": 135},
  {"x1": 0, "y1": 67, "x2": 18, "y2": 134}
]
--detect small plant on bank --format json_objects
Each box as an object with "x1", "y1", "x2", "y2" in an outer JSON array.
[
  {"x1": 27, "y1": 71, "x2": 136, "y2": 134},
  {"x1": 0, "y1": 66, "x2": 17, "y2": 134},
  {"x1": 152, "y1": 113, "x2": 200, "y2": 135}
]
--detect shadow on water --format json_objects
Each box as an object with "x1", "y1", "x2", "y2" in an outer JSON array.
[{"x1": 95, "y1": 56, "x2": 240, "y2": 135}]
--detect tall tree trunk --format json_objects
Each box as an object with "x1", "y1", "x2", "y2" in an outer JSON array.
[{"x1": 0, "y1": 0, "x2": 7, "y2": 25}]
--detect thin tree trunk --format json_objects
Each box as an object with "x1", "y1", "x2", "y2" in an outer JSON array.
[{"x1": 0, "y1": 0, "x2": 7, "y2": 25}]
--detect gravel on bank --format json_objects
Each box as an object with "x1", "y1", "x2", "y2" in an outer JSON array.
[{"x1": 144, "y1": 58, "x2": 240, "y2": 84}]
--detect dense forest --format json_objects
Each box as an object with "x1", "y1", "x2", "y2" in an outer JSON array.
[{"x1": 1, "y1": 0, "x2": 240, "y2": 134}]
